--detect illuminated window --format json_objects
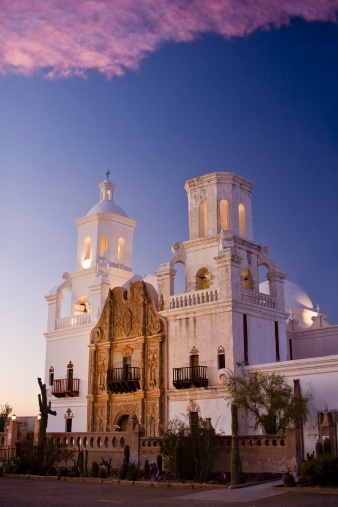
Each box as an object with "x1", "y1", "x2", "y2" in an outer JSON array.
[
  {"x1": 238, "y1": 204, "x2": 246, "y2": 237},
  {"x1": 118, "y1": 237, "x2": 125, "y2": 268},
  {"x1": 107, "y1": 190, "x2": 112, "y2": 200},
  {"x1": 83, "y1": 237, "x2": 91, "y2": 269},
  {"x1": 199, "y1": 201, "x2": 208, "y2": 237},
  {"x1": 220, "y1": 199, "x2": 229, "y2": 231},
  {"x1": 242, "y1": 269, "x2": 253, "y2": 290},
  {"x1": 100, "y1": 236, "x2": 108, "y2": 258},
  {"x1": 196, "y1": 268, "x2": 210, "y2": 290}
]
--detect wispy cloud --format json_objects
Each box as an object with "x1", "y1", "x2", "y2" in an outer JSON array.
[{"x1": 1, "y1": 1, "x2": 338, "y2": 78}]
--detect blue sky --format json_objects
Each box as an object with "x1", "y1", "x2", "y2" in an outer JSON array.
[{"x1": 1, "y1": 5, "x2": 338, "y2": 415}]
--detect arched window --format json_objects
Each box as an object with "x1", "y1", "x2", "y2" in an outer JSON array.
[
  {"x1": 49, "y1": 366, "x2": 54, "y2": 386},
  {"x1": 196, "y1": 268, "x2": 210, "y2": 290},
  {"x1": 83, "y1": 237, "x2": 91, "y2": 269},
  {"x1": 118, "y1": 238, "x2": 125, "y2": 268},
  {"x1": 100, "y1": 236, "x2": 108, "y2": 258},
  {"x1": 199, "y1": 201, "x2": 208, "y2": 237},
  {"x1": 75, "y1": 295, "x2": 88, "y2": 313},
  {"x1": 242, "y1": 269, "x2": 253, "y2": 290},
  {"x1": 220, "y1": 199, "x2": 229, "y2": 231},
  {"x1": 238, "y1": 204, "x2": 246, "y2": 237},
  {"x1": 119, "y1": 415, "x2": 129, "y2": 431}
]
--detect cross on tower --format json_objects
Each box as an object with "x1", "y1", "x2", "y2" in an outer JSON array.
[{"x1": 106, "y1": 169, "x2": 111, "y2": 180}]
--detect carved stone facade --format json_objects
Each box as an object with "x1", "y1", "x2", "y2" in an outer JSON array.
[{"x1": 87, "y1": 281, "x2": 166, "y2": 436}]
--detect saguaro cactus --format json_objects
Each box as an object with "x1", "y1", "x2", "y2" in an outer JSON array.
[
  {"x1": 37, "y1": 377, "x2": 57, "y2": 474},
  {"x1": 119, "y1": 444, "x2": 130, "y2": 479},
  {"x1": 175, "y1": 438, "x2": 183, "y2": 481},
  {"x1": 231, "y1": 403, "x2": 242, "y2": 486}
]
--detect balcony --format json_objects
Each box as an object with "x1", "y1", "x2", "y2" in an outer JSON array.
[
  {"x1": 173, "y1": 366, "x2": 208, "y2": 389},
  {"x1": 107, "y1": 367, "x2": 141, "y2": 394},
  {"x1": 52, "y1": 378, "x2": 80, "y2": 398}
]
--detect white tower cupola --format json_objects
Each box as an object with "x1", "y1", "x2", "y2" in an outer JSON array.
[{"x1": 75, "y1": 177, "x2": 136, "y2": 272}]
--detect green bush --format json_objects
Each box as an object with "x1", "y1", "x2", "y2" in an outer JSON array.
[
  {"x1": 98, "y1": 468, "x2": 107, "y2": 479},
  {"x1": 300, "y1": 454, "x2": 338, "y2": 486},
  {"x1": 46, "y1": 466, "x2": 57, "y2": 476},
  {"x1": 126, "y1": 463, "x2": 139, "y2": 481},
  {"x1": 283, "y1": 472, "x2": 295, "y2": 487},
  {"x1": 91, "y1": 461, "x2": 99, "y2": 478}
]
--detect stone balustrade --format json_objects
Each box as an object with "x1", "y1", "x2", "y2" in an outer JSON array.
[
  {"x1": 169, "y1": 289, "x2": 219, "y2": 309},
  {"x1": 241, "y1": 289, "x2": 277, "y2": 309},
  {"x1": 55, "y1": 313, "x2": 92, "y2": 330}
]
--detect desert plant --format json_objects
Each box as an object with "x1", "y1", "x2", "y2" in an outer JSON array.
[
  {"x1": 315, "y1": 440, "x2": 323, "y2": 457},
  {"x1": 225, "y1": 372, "x2": 310, "y2": 434},
  {"x1": 126, "y1": 463, "x2": 139, "y2": 481},
  {"x1": 323, "y1": 438, "x2": 331, "y2": 454},
  {"x1": 283, "y1": 472, "x2": 296, "y2": 487},
  {"x1": 77, "y1": 449, "x2": 84, "y2": 476},
  {"x1": 144, "y1": 459, "x2": 150, "y2": 480},
  {"x1": 119, "y1": 444, "x2": 130, "y2": 479},
  {"x1": 157, "y1": 454, "x2": 163, "y2": 476},
  {"x1": 84, "y1": 450, "x2": 88, "y2": 477},
  {"x1": 175, "y1": 438, "x2": 183, "y2": 481},
  {"x1": 230, "y1": 403, "x2": 242, "y2": 486},
  {"x1": 300, "y1": 454, "x2": 338, "y2": 486},
  {"x1": 46, "y1": 466, "x2": 57, "y2": 476},
  {"x1": 91, "y1": 461, "x2": 99, "y2": 478},
  {"x1": 98, "y1": 468, "x2": 107, "y2": 479}
]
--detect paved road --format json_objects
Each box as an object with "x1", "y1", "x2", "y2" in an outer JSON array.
[{"x1": 1, "y1": 477, "x2": 338, "y2": 506}]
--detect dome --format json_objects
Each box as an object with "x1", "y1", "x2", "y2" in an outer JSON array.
[
  {"x1": 260, "y1": 279, "x2": 316, "y2": 328},
  {"x1": 86, "y1": 179, "x2": 128, "y2": 218}
]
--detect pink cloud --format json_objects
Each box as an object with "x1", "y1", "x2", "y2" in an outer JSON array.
[{"x1": 1, "y1": 1, "x2": 338, "y2": 78}]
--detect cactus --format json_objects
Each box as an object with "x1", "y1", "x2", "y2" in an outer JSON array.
[
  {"x1": 175, "y1": 438, "x2": 183, "y2": 481},
  {"x1": 157, "y1": 454, "x2": 163, "y2": 476},
  {"x1": 77, "y1": 449, "x2": 84, "y2": 477},
  {"x1": 84, "y1": 450, "x2": 88, "y2": 477},
  {"x1": 144, "y1": 459, "x2": 150, "y2": 480},
  {"x1": 323, "y1": 438, "x2": 331, "y2": 454},
  {"x1": 230, "y1": 403, "x2": 242, "y2": 486},
  {"x1": 119, "y1": 444, "x2": 130, "y2": 480},
  {"x1": 315, "y1": 440, "x2": 323, "y2": 457}
]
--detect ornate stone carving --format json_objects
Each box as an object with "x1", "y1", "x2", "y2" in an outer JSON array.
[
  {"x1": 95, "y1": 404, "x2": 106, "y2": 432},
  {"x1": 64, "y1": 408, "x2": 74, "y2": 419},
  {"x1": 190, "y1": 345, "x2": 199, "y2": 356},
  {"x1": 218, "y1": 345, "x2": 225, "y2": 354},
  {"x1": 187, "y1": 399, "x2": 200, "y2": 413},
  {"x1": 97, "y1": 356, "x2": 107, "y2": 393},
  {"x1": 110, "y1": 403, "x2": 140, "y2": 427},
  {"x1": 217, "y1": 368, "x2": 233, "y2": 385},
  {"x1": 122, "y1": 346, "x2": 133, "y2": 357},
  {"x1": 148, "y1": 349, "x2": 158, "y2": 389}
]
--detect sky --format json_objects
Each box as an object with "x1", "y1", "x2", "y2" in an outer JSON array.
[{"x1": 1, "y1": 1, "x2": 338, "y2": 416}]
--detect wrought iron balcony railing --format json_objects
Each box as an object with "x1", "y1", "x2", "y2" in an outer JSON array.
[
  {"x1": 107, "y1": 367, "x2": 141, "y2": 394},
  {"x1": 172, "y1": 366, "x2": 208, "y2": 389},
  {"x1": 52, "y1": 378, "x2": 80, "y2": 398}
]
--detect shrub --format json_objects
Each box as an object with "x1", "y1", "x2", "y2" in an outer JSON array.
[
  {"x1": 283, "y1": 472, "x2": 296, "y2": 487},
  {"x1": 46, "y1": 466, "x2": 57, "y2": 477},
  {"x1": 126, "y1": 463, "x2": 139, "y2": 481},
  {"x1": 144, "y1": 459, "x2": 150, "y2": 480},
  {"x1": 98, "y1": 468, "x2": 107, "y2": 479},
  {"x1": 91, "y1": 461, "x2": 99, "y2": 478},
  {"x1": 300, "y1": 454, "x2": 338, "y2": 487}
]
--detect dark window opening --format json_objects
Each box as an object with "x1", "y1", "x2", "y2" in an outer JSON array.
[
  {"x1": 218, "y1": 354, "x2": 225, "y2": 369},
  {"x1": 243, "y1": 314, "x2": 248, "y2": 365},
  {"x1": 275, "y1": 321, "x2": 280, "y2": 362},
  {"x1": 189, "y1": 412, "x2": 199, "y2": 430},
  {"x1": 65, "y1": 418, "x2": 72, "y2": 432}
]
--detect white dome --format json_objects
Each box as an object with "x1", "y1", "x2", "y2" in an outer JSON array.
[
  {"x1": 87, "y1": 179, "x2": 128, "y2": 217},
  {"x1": 260, "y1": 279, "x2": 316, "y2": 328},
  {"x1": 87, "y1": 200, "x2": 128, "y2": 217}
]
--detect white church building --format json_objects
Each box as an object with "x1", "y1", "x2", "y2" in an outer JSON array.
[{"x1": 43, "y1": 171, "x2": 338, "y2": 460}]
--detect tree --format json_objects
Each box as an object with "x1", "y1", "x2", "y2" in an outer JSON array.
[
  {"x1": 0, "y1": 403, "x2": 12, "y2": 432},
  {"x1": 160, "y1": 416, "x2": 222, "y2": 482},
  {"x1": 225, "y1": 371, "x2": 309, "y2": 434}
]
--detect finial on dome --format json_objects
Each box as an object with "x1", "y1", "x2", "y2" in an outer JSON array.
[{"x1": 105, "y1": 169, "x2": 111, "y2": 181}]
